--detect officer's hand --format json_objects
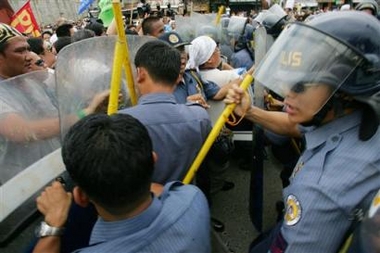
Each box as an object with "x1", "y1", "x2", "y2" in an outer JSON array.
[
  {"x1": 187, "y1": 94, "x2": 210, "y2": 109},
  {"x1": 36, "y1": 181, "x2": 72, "y2": 227},
  {"x1": 224, "y1": 83, "x2": 251, "y2": 116}
]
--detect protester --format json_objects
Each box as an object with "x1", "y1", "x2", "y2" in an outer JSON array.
[
  {"x1": 27, "y1": 37, "x2": 56, "y2": 69},
  {"x1": 141, "y1": 16, "x2": 165, "y2": 37},
  {"x1": 0, "y1": 23, "x2": 109, "y2": 184},
  {"x1": 29, "y1": 51, "x2": 48, "y2": 71}
]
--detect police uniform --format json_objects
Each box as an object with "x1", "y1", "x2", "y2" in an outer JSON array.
[
  {"x1": 173, "y1": 70, "x2": 220, "y2": 104},
  {"x1": 119, "y1": 93, "x2": 212, "y2": 184},
  {"x1": 272, "y1": 111, "x2": 380, "y2": 252}
]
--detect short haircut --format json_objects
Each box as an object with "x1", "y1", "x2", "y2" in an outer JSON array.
[
  {"x1": 42, "y1": 30, "x2": 53, "y2": 37},
  {"x1": 62, "y1": 114, "x2": 154, "y2": 215},
  {"x1": 141, "y1": 16, "x2": 161, "y2": 35},
  {"x1": 53, "y1": 36, "x2": 72, "y2": 53},
  {"x1": 56, "y1": 23, "x2": 73, "y2": 37},
  {"x1": 27, "y1": 37, "x2": 45, "y2": 55},
  {"x1": 134, "y1": 40, "x2": 181, "y2": 86}
]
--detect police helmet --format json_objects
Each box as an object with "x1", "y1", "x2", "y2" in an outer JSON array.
[
  {"x1": 244, "y1": 23, "x2": 255, "y2": 41},
  {"x1": 254, "y1": 12, "x2": 380, "y2": 139},
  {"x1": 355, "y1": 0, "x2": 379, "y2": 15},
  {"x1": 234, "y1": 23, "x2": 255, "y2": 51},
  {"x1": 261, "y1": 13, "x2": 287, "y2": 37}
]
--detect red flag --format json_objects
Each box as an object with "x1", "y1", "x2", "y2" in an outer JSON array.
[
  {"x1": 0, "y1": 0, "x2": 14, "y2": 24},
  {"x1": 10, "y1": 0, "x2": 41, "y2": 37}
]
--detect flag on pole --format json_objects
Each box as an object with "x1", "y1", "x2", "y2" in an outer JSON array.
[
  {"x1": 98, "y1": 0, "x2": 114, "y2": 27},
  {"x1": 78, "y1": 0, "x2": 95, "y2": 15},
  {"x1": 0, "y1": 0, "x2": 14, "y2": 25},
  {"x1": 10, "y1": 0, "x2": 40, "y2": 37}
]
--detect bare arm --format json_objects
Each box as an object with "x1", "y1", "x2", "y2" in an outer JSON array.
[
  {"x1": 212, "y1": 78, "x2": 242, "y2": 101},
  {"x1": 0, "y1": 115, "x2": 60, "y2": 142},
  {"x1": 33, "y1": 182, "x2": 72, "y2": 253},
  {"x1": 106, "y1": 18, "x2": 117, "y2": 35},
  {"x1": 245, "y1": 106, "x2": 301, "y2": 137},
  {"x1": 224, "y1": 84, "x2": 301, "y2": 137},
  {"x1": 0, "y1": 90, "x2": 110, "y2": 142},
  {"x1": 32, "y1": 236, "x2": 62, "y2": 253}
]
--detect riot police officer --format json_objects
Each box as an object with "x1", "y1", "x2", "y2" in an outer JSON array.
[{"x1": 225, "y1": 11, "x2": 380, "y2": 253}]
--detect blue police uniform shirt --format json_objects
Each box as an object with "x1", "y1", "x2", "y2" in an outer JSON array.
[
  {"x1": 119, "y1": 93, "x2": 211, "y2": 184},
  {"x1": 74, "y1": 182, "x2": 211, "y2": 253},
  {"x1": 174, "y1": 70, "x2": 220, "y2": 103},
  {"x1": 272, "y1": 111, "x2": 380, "y2": 253},
  {"x1": 230, "y1": 48, "x2": 254, "y2": 70}
]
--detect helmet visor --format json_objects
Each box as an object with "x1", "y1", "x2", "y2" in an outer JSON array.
[{"x1": 255, "y1": 23, "x2": 364, "y2": 115}]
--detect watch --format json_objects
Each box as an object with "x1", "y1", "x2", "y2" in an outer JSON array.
[{"x1": 35, "y1": 221, "x2": 65, "y2": 238}]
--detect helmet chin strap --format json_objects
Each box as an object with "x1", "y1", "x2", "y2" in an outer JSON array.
[
  {"x1": 300, "y1": 94, "x2": 348, "y2": 128},
  {"x1": 300, "y1": 98, "x2": 334, "y2": 127},
  {"x1": 301, "y1": 92, "x2": 380, "y2": 141}
]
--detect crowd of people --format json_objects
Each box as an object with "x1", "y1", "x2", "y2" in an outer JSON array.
[{"x1": 0, "y1": 1, "x2": 380, "y2": 252}]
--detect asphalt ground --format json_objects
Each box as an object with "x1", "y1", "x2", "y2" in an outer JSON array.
[{"x1": 211, "y1": 144, "x2": 283, "y2": 253}]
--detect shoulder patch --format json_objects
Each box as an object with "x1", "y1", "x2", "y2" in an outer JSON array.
[
  {"x1": 369, "y1": 189, "x2": 380, "y2": 218},
  {"x1": 284, "y1": 194, "x2": 302, "y2": 226}
]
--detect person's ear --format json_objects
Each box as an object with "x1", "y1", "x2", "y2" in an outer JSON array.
[
  {"x1": 73, "y1": 186, "x2": 90, "y2": 207},
  {"x1": 136, "y1": 67, "x2": 147, "y2": 83},
  {"x1": 152, "y1": 151, "x2": 158, "y2": 164}
]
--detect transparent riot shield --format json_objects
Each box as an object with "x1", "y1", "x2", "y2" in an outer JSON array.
[
  {"x1": 254, "y1": 25, "x2": 274, "y2": 114},
  {"x1": 175, "y1": 12, "x2": 219, "y2": 44},
  {"x1": 175, "y1": 15, "x2": 196, "y2": 43},
  {"x1": 268, "y1": 4, "x2": 287, "y2": 20},
  {"x1": 0, "y1": 70, "x2": 62, "y2": 245},
  {"x1": 55, "y1": 35, "x2": 153, "y2": 138},
  {"x1": 249, "y1": 25, "x2": 275, "y2": 232}
]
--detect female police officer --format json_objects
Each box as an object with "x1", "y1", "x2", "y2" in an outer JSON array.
[{"x1": 225, "y1": 11, "x2": 380, "y2": 253}]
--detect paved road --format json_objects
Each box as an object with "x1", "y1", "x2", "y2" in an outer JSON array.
[{"x1": 211, "y1": 145, "x2": 283, "y2": 253}]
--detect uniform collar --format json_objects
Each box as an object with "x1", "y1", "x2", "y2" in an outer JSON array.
[
  {"x1": 138, "y1": 93, "x2": 177, "y2": 105},
  {"x1": 304, "y1": 110, "x2": 362, "y2": 150},
  {"x1": 89, "y1": 195, "x2": 162, "y2": 245}
]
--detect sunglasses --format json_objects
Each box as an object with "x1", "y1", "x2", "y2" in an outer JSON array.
[
  {"x1": 290, "y1": 82, "x2": 314, "y2": 93},
  {"x1": 35, "y1": 59, "x2": 45, "y2": 67}
]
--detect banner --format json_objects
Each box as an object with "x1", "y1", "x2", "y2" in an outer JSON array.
[
  {"x1": 10, "y1": 0, "x2": 41, "y2": 37},
  {"x1": 78, "y1": 0, "x2": 95, "y2": 15},
  {"x1": 0, "y1": 0, "x2": 14, "y2": 24}
]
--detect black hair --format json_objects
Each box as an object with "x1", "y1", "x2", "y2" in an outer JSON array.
[
  {"x1": 141, "y1": 16, "x2": 161, "y2": 35},
  {"x1": 85, "y1": 22, "x2": 105, "y2": 36},
  {"x1": 134, "y1": 40, "x2": 181, "y2": 86},
  {"x1": 27, "y1": 37, "x2": 45, "y2": 55},
  {"x1": 62, "y1": 114, "x2": 154, "y2": 215},
  {"x1": 42, "y1": 30, "x2": 53, "y2": 37},
  {"x1": 56, "y1": 23, "x2": 73, "y2": 37},
  {"x1": 53, "y1": 36, "x2": 72, "y2": 54}
]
